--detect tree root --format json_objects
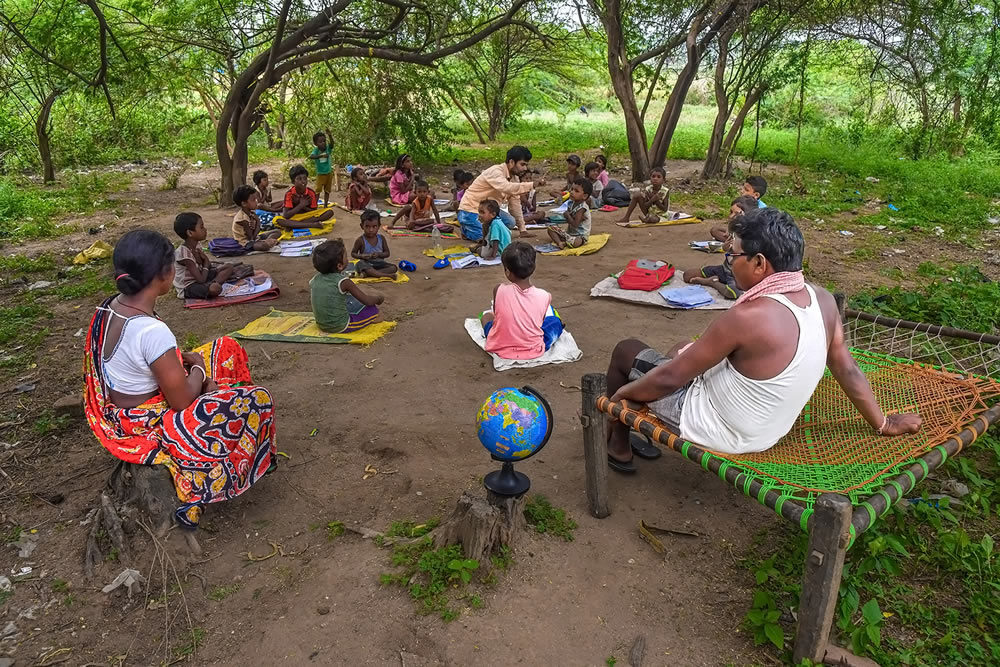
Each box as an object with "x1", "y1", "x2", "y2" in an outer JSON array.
[{"x1": 84, "y1": 461, "x2": 188, "y2": 578}]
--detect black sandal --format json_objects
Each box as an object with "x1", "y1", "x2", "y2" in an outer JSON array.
[
  {"x1": 630, "y1": 433, "x2": 662, "y2": 460},
  {"x1": 607, "y1": 454, "x2": 637, "y2": 474}
]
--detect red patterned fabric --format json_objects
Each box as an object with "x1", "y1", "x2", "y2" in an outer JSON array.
[{"x1": 84, "y1": 299, "x2": 277, "y2": 528}]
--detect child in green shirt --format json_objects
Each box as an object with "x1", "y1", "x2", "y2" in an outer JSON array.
[
  {"x1": 308, "y1": 131, "x2": 333, "y2": 206},
  {"x1": 310, "y1": 239, "x2": 384, "y2": 333}
]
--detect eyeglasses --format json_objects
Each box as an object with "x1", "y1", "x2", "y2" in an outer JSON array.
[{"x1": 725, "y1": 252, "x2": 749, "y2": 260}]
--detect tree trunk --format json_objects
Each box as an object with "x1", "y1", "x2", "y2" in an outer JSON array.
[
  {"x1": 599, "y1": 2, "x2": 650, "y2": 181},
  {"x1": 36, "y1": 89, "x2": 60, "y2": 184},
  {"x1": 444, "y1": 87, "x2": 487, "y2": 143},
  {"x1": 433, "y1": 490, "x2": 527, "y2": 564},
  {"x1": 701, "y1": 32, "x2": 732, "y2": 179},
  {"x1": 649, "y1": 19, "x2": 703, "y2": 167}
]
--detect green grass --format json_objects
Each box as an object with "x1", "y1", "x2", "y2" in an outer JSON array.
[
  {"x1": 744, "y1": 425, "x2": 1000, "y2": 664},
  {"x1": 851, "y1": 264, "x2": 1000, "y2": 334},
  {"x1": 523, "y1": 495, "x2": 577, "y2": 542},
  {"x1": 379, "y1": 537, "x2": 480, "y2": 621},
  {"x1": 206, "y1": 584, "x2": 241, "y2": 601},
  {"x1": 0, "y1": 172, "x2": 129, "y2": 244},
  {"x1": 326, "y1": 521, "x2": 345, "y2": 540}
]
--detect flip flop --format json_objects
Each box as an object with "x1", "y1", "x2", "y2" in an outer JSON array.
[
  {"x1": 607, "y1": 454, "x2": 637, "y2": 474},
  {"x1": 433, "y1": 258, "x2": 450, "y2": 269},
  {"x1": 398, "y1": 260, "x2": 417, "y2": 272},
  {"x1": 630, "y1": 433, "x2": 662, "y2": 460}
]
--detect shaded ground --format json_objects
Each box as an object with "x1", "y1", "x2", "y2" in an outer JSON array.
[{"x1": 0, "y1": 158, "x2": 979, "y2": 666}]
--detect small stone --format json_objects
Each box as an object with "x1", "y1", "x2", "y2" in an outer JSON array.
[
  {"x1": 28, "y1": 280, "x2": 53, "y2": 291},
  {"x1": 53, "y1": 394, "x2": 84, "y2": 419},
  {"x1": 316, "y1": 606, "x2": 330, "y2": 615}
]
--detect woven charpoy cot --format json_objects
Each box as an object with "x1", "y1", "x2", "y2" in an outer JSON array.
[{"x1": 579, "y1": 303, "x2": 1000, "y2": 665}]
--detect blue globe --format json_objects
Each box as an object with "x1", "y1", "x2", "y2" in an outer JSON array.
[{"x1": 476, "y1": 387, "x2": 552, "y2": 462}]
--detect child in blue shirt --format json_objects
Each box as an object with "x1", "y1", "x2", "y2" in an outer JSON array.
[
  {"x1": 470, "y1": 199, "x2": 510, "y2": 259},
  {"x1": 741, "y1": 175, "x2": 767, "y2": 208}
]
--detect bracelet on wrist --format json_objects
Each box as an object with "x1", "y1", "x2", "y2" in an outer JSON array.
[
  {"x1": 189, "y1": 365, "x2": 206, "y2": 384},
  {"x1": 877, "y1": 414, "x2": 888, "y2": 435}
]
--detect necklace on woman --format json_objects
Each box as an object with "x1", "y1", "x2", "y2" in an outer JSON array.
[{"x1": 114, "y1": 295, "x2": 153, "y2": 317}]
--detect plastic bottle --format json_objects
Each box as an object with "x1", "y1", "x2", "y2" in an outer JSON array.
[{"x1": 431, "y1": 226, "x2": 442, "y2": 254}]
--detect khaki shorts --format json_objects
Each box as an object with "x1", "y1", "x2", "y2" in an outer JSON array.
[
  {"x1": 627, "y1": 348, "x2": 689, "y2": 431},
  {"x1": 315, "y1": 172, "x2": 333, "y2": 191}
]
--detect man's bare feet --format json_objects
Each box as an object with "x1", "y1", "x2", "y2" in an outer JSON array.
[{"x1": 519, "y1": 231, "x2": 536, "y2": 238}]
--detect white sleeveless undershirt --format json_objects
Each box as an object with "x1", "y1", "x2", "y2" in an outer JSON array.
[
  {"x1": 99, "y1": 309, "x2": 177, "y2": 395},
  {"x1": 679, "y1": 285, "x2": 828, "y2": 454}
]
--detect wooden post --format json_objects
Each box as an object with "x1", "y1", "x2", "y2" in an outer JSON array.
[
  {"x1": 793, "y1": 493, "x2": 852, "y2": 663},
  {"x1": 581, "y1": 373, "x2": 611, "y2": 518}
]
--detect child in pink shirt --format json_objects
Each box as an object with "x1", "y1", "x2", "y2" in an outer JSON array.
[{"x1": 481, "y1": 242, "x2": 564, "y2": 360}]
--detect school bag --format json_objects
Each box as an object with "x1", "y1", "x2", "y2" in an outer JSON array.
[
  {"x1": 617, "y1": 259, "x2": 675, "y2": 291},
  {"x1": 602, "y1": 180, "x2": 631, "y2": 208},
  {"x1": 208, "y1": 237, "x2": 248, "y2": 257}
]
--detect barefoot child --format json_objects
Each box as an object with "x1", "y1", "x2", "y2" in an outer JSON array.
[
  {"x1": 173, "y1": 212, "x2": 236, "y2": 299},
  {"x1": 308, "y1": 131, "x2": 333, "y2": 206},
  {"x1": 617, "y1": 167, "x2": 669, "y2": 223},
  {"x1": 547, "y1": 178, "x2": 592, "y2": 249},
  {"x1": 584, "y1": 161, "x2": 604, "y2": 208},
  {"x1": 390, "y1": 180, "x2": 441, "y2": 231},
  {"x1": 741, "y1": 175, "x2": 768, "y2": 208},
  {"x1": 351, "y1": 211, "x2": 398, "y2": 279},
  {"x1": 233, "y1": 186, "x2": 280, "y2": 251},
  {"x1": 280, "y1": 165, "x2": 334, "y2": 229},
  {"x1": 470, "y1": 199, "x2": 510, "y2": 259},
  {"x1": 252, "y1": 170, "x2": 283, "y2": 228},
  {"x1": 709, "y1": 195, "x2": 757, "y2": 242},
  {"x1": 311, "y1": 239, "x2": 384, "y2": 333},
  {"x1": 346, "y1": 168, "x2": 373, "y2": 211},
  {"x1": 683, "y1": 215, "x2": 744, "y2": 300},
  {"x1": 481, "y1": 242, "x2": 564, "y2": 360},
  {"x1": 389, "y1": 154, "x2": 416, "y2": 205}
]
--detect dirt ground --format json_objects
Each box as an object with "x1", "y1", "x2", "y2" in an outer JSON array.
[{"x1": 0, "y1": 158, "x2": 979, "y2": 667}]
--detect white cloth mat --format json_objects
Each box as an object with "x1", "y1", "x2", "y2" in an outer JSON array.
[
  {"x1": 590, "y1": 272, "x2": 733, "y2": 310},
  {"x1": 463, "y1": 318, "x2": 583, "y2": 371}
]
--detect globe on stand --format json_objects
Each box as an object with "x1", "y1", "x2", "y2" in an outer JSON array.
[{"x1": 475, "y1": 386, "x2": 553, "y2": 497}]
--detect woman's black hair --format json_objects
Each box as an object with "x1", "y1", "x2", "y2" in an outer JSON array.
[
  {"x1": 731, "y1": 208, "x2": 804, "y2": 272},
  {"x1": 289, "y1": 164, "x2": 308, "y2": 181},
  {"x1": 113, "y1": 229, "x2": 175, "y2": 296},
  {"x1": 394, "y1": 154, "x2": 411, "y2": 173}
]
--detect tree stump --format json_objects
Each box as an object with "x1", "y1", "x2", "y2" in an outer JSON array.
[
  {"x1": 433, "y1": 490, "x2": 527, "y2": 564},
  {"x1": 84, "y1": 461, "x2": 198, "y2": 577}
]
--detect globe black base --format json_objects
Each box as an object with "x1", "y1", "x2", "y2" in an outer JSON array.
[{"x1": 484, "y1": 462, "x2": 530, "y2": 497}]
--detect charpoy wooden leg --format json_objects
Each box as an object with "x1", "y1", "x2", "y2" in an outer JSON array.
[
  {"x1": 793, "y1": 493, "x2": 852, "y2": 663},
  {"x1": 582, "y1": 373, "x2": 610, "y2": 518}
]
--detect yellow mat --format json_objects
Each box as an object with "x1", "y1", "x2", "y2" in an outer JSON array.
[
  {"x1": 231, "y1": 309, "x2": 396, "y2": 345},
  {"x1": 349, "y1": 263, "x2": 410, "y2": 284},
  {"x1": 276, "y1": 207, "x2": 337, "y2": 240},
  {"x1": 423, "y1": 245, "x2": 470, "y2": 259},
  {"x1": 540, "y1": 233, "x2": 610, "y2": 256},
  {"x1": 615, "y1": 216, "x2": 700, "y2": 228}
]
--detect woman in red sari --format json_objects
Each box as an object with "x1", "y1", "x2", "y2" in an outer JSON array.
[{"x1": 84, "y1": 229, "x2": 276, "y2": 530}]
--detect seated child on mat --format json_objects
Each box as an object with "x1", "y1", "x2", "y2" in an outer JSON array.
[
  {"x1": 351, "y1": 210, "x2": 398, "y2": 279},
  {"x1": 481, "y1": 242, "x2": 564, "y2": 360},
  {"x1": 281, "y1": 165, "x2": 334, "y2": 228},
  {"x1": 584, "y1": 161, "x2": 604, "y2": 208},
  {"x1": 173, "y1": 212, "x2": 244, "y2": 299},
  {"x1": 470, "y1": 199, "x2": 510, "y2": 259},
  {"x1": 594, "y1": 154, "x2": 610, "y2": 187},
  {"x1": 233, "y1": 185, "x2": 281, "y2": 251},
  {"x1": 389, "y1": 179, "x2": 442, "y2": 231},
  {"x1": 616, "y1": 166, "x2": 668, "y2": 223},
  {"x1": 709, "y1": 195, "x2": 757, "y2": 242},
  {"x1": 683, "y1": 216, "x2": 744, "y2": 300},
  {"x1": 346, "y1": 167, "x2": 374, "y2": 211},
  {"x1": 547, "y1": 178, "x2": 592, "y2": 249},
  {"x1": 741, "y1": 175, "x2": 767, "y2": 208},
  {"x1": 252, "y1": 170, "x2": 283, "y2": 228},
  {"x1": 310, "y1": 239, "x2": 384, "y2": 333},
  {"x1": 448, "y1": 170, "x2": 474, "y2": 212}
]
